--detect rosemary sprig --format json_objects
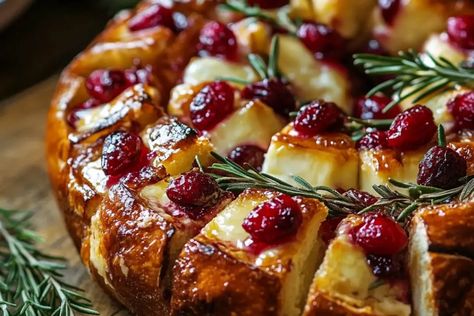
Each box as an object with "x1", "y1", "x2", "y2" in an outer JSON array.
[
  {"x1": 207, "y1": 152, "x2": 474, "y2": 222},
  {"x1": 0, "y1": 208, "x2": 98, "y2": 316},
  {"x1": 354, "y1": 50, "x2": 474, "y2": 112}
]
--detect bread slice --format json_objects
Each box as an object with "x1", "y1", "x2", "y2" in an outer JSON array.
[
  {"x1": 262, "y1": 124, "x2": 359, "y2": 189},
  {"x1": 304, "y1": 217, "x2": 411, "y2": 316},
  {"x1": 85, "y1": 117, "x2": 231, "y2": 315},
  {"x1": 409, "y1": 202, "x2": 474, "y2": 316},
  {"x1": 171, "y1": 189, "x2": 328, "y2": 316}
]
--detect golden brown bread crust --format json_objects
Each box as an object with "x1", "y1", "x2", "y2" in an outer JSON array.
[
  {"x1": 418, "y1": 203, "x2": 474, "y2": 259},
  {"x1": 429, "y1": 252, "x2": 474, "y2": 316},
  {"x1": 303, "y1": 291, "x2": 374, "y2": 316},
  {"x1": 45, "y1": 1, "x2": 224, "y2": 314},
  {"x1": 171, "y1": 238, "x2": 281, "y2": 316}
]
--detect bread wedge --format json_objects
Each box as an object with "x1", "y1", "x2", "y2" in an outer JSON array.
[
  {"x1": 304, "y1": 216, "x2": 411, "y2": 316},
  {"x1": 409, "y1": 202, "x2": 474, "y2": 316},
  {"x1": 171, "y1": 189, "x2": 328, "y2": 316}
]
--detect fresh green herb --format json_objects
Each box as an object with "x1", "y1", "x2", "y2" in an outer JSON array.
[
  {"x1": 0, "y1": 208, "x2": 98, "y2": 316},
  {"x1": 354, "y1": 50, "x2": 474, "y2": 113},
  {"x1": 207, "y1": 152, "x2": 474, "y2": 222}
]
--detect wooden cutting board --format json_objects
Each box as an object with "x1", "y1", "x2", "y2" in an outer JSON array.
[{"x1": 0, "y1": 77, "x2": 129, "y2": 315}]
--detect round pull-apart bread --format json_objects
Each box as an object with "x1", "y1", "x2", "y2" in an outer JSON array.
[{"x1": 46, "y1": 1, "x2": 474, "y2": 315}]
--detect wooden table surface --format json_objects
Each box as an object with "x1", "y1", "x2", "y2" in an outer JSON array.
[{"x1": 0, "y1": 77, "x2": 130, "y2": 315}]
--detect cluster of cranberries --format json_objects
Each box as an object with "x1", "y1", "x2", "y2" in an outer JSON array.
[
  {"x1": 350, "y1": 212, "x2": 408, "y2": 277},
  {"x1": 128, "y1": 4, "x2": 187, "y2": 33},
  {"x1": 357, "y1": 104, "x2": 437, "y2": 151},
  {"x1": 447, "y1": 15, "x2": 474, "y2": 50},
  {"x1": 101, "y1": 130, "x2": 151, "y2": 186},
  {"x1": 67, "y1": 67, "x2": 151, "y2": 127},
  {"x1": 242, "y1": 194, "x2": 302, "y2": 246}
]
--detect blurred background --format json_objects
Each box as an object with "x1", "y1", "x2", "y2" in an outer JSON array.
[{"x1": 0, "y1": 0, "x2": 138, "y2": 100}]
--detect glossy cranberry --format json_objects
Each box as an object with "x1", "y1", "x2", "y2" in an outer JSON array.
[
  {"x1": 357, "y1": 131, "x2": 389, "y2": 150},
  {"x1": 190, "y1": 81, "x2": 235, "y2": 131},
  {"x1": 296, "y1": 22, "x2": 346, "y2": 60},
  {"x1": 350, "y1": 212, "x2": 408, "y2": 256},
  {"x1": 67, "y1": 98, "x2": 101, "y2": 127},
  {"x1": 343, "y1": 189, "x2": 378, "y2": 207},
  {"x1": 367, "y1": 254, "x2": 403, "y2": 278},
  {"x1": 417, "y1": 145, "x2": 467, "y2": 189},
  {"x1": 227, "y1": 145, "x2": 266, "y2": 171},
  {"x1": 242, "y1": 194, "x2": 302, "y2": 244},
  {"x1": 101, "y1": 131, "x2": 142, "y2": 176},
  {"x1": 386, "y1": 105, "x2": 436, "y2": 150},
  {"x1": 86, "y1": 70, "x2": 130, "y2": 103},
  {"x1": 378, "y1": 0, "x2": 401, "y2": 25},
  {"x1": 293, "y1": 101, "x2": 345, "y2": 137},
  {"x1": 447, "y1": 15, "x2": 474, "y2": 50},
  {"x1": 247, "y1": 0, "x2": 288, "y2": 9},
  {"x1": 354, "y1": 96, "x2": 401, "y2": 120},
  {"x1": 198, "y1": 21, "x2": 238, "y2": 60},
  {"x1": 241, "y1": 78, "x2": 296, "y2": 116},
  {"x1": 128, "y1": 4, "x2": 175, "y2": 32},
  {"x1": 447, "y1": 92, "x2": 474, "y2": 131},
  {"x1": 319, "y1": 216, "x2": 344, "y2": 244},
  {"x1": 166, "y1": 171, "x2": 221, "y2": 207}
]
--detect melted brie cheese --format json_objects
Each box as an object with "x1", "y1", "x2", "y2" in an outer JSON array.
[
  {"x1": 359, "y1": 149, "x2": 424, "y2": 194},
  {"x1": 262, "y1": 130, "x2": 359, "y2": 190},
  {"x1": 307, "y1": 236, "x2": 411, "y2": 316},
  {"x1": 183, "y1": 57, "x2": 257, "y2": 86},
  {"x1": 423, "y1": 33, "x2": 468, "y2": 66},
  {"x1": 277, "y1": 35, "x2": 351, "y2": 113},
  {"x1": 207, "y1": 100, "x2": 285, "y2": 155}
]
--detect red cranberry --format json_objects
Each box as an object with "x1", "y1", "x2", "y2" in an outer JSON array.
[
  {"x1": 447, "y1": 15, "x2": 474, "y2": 50},
  {"x1": 67, "y1": 98, "x2": 101, "y2": 127},
  {"x1": 343, "y1": 189, "x2": 378, "y2": 207},
  {"x1": 190, "y1": 81, "x2": 235, "y2": 131},
  {"x1": 241, "y1": 78, "x2": 296, "y2": 116},
  {"x1": 198, "y1": 21, "x2": 238, "y2": 60},
  {"x1": 319, "y1": 216, "x2": 344, "y2": 244},
  {"x1": 242, "y1": 194, "x2": 302, "y2": 244},
  {"x1": 350, "y1": 212, "x2": 408, "y2": 256},
  {"x1": 367, "y1": 254, "x2": 403, "y2": 278},
  {"x1": 128, "y1": 4, "x2": 175, "y2": 32},
  {"x1": 101, "y1": 131, "x2": 142, "y2": 176},
  {"x1": 357, "y1": 131, "x2": 389, "y2": 150},
  {"x1": 247, "y1": 0, "x2": 288, "y2": 9},
  {"x1": 227, "y1": 145, "x2": 266, "y2": 171},
  {"x1": 354, "y1": 96, "x2": 401, "y2": 120},
  {"x1": 378, "y1": 0, "x2": 401, "y2": 25},
  {"x1": 86, "y1": 69, "x2": 130, "y2": 103},
  {"x1": 417, "y1": 145, "x2": 467, "y2": 189},
  {"x1": 447, "y1": 92, "x2": 474, "y2": 131},
  {"x1": 296, "y1": 22, "x2": 346, "y2": 60},
  {"x1": 166, "y1": 171, "x2": 221, "y2": 207},
  {"x1": 293, "y1": 101, "x2": 346, "y2": 137},
  {"x1": 386, "y1": 105, "x2": 436, "y2": 150}
]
